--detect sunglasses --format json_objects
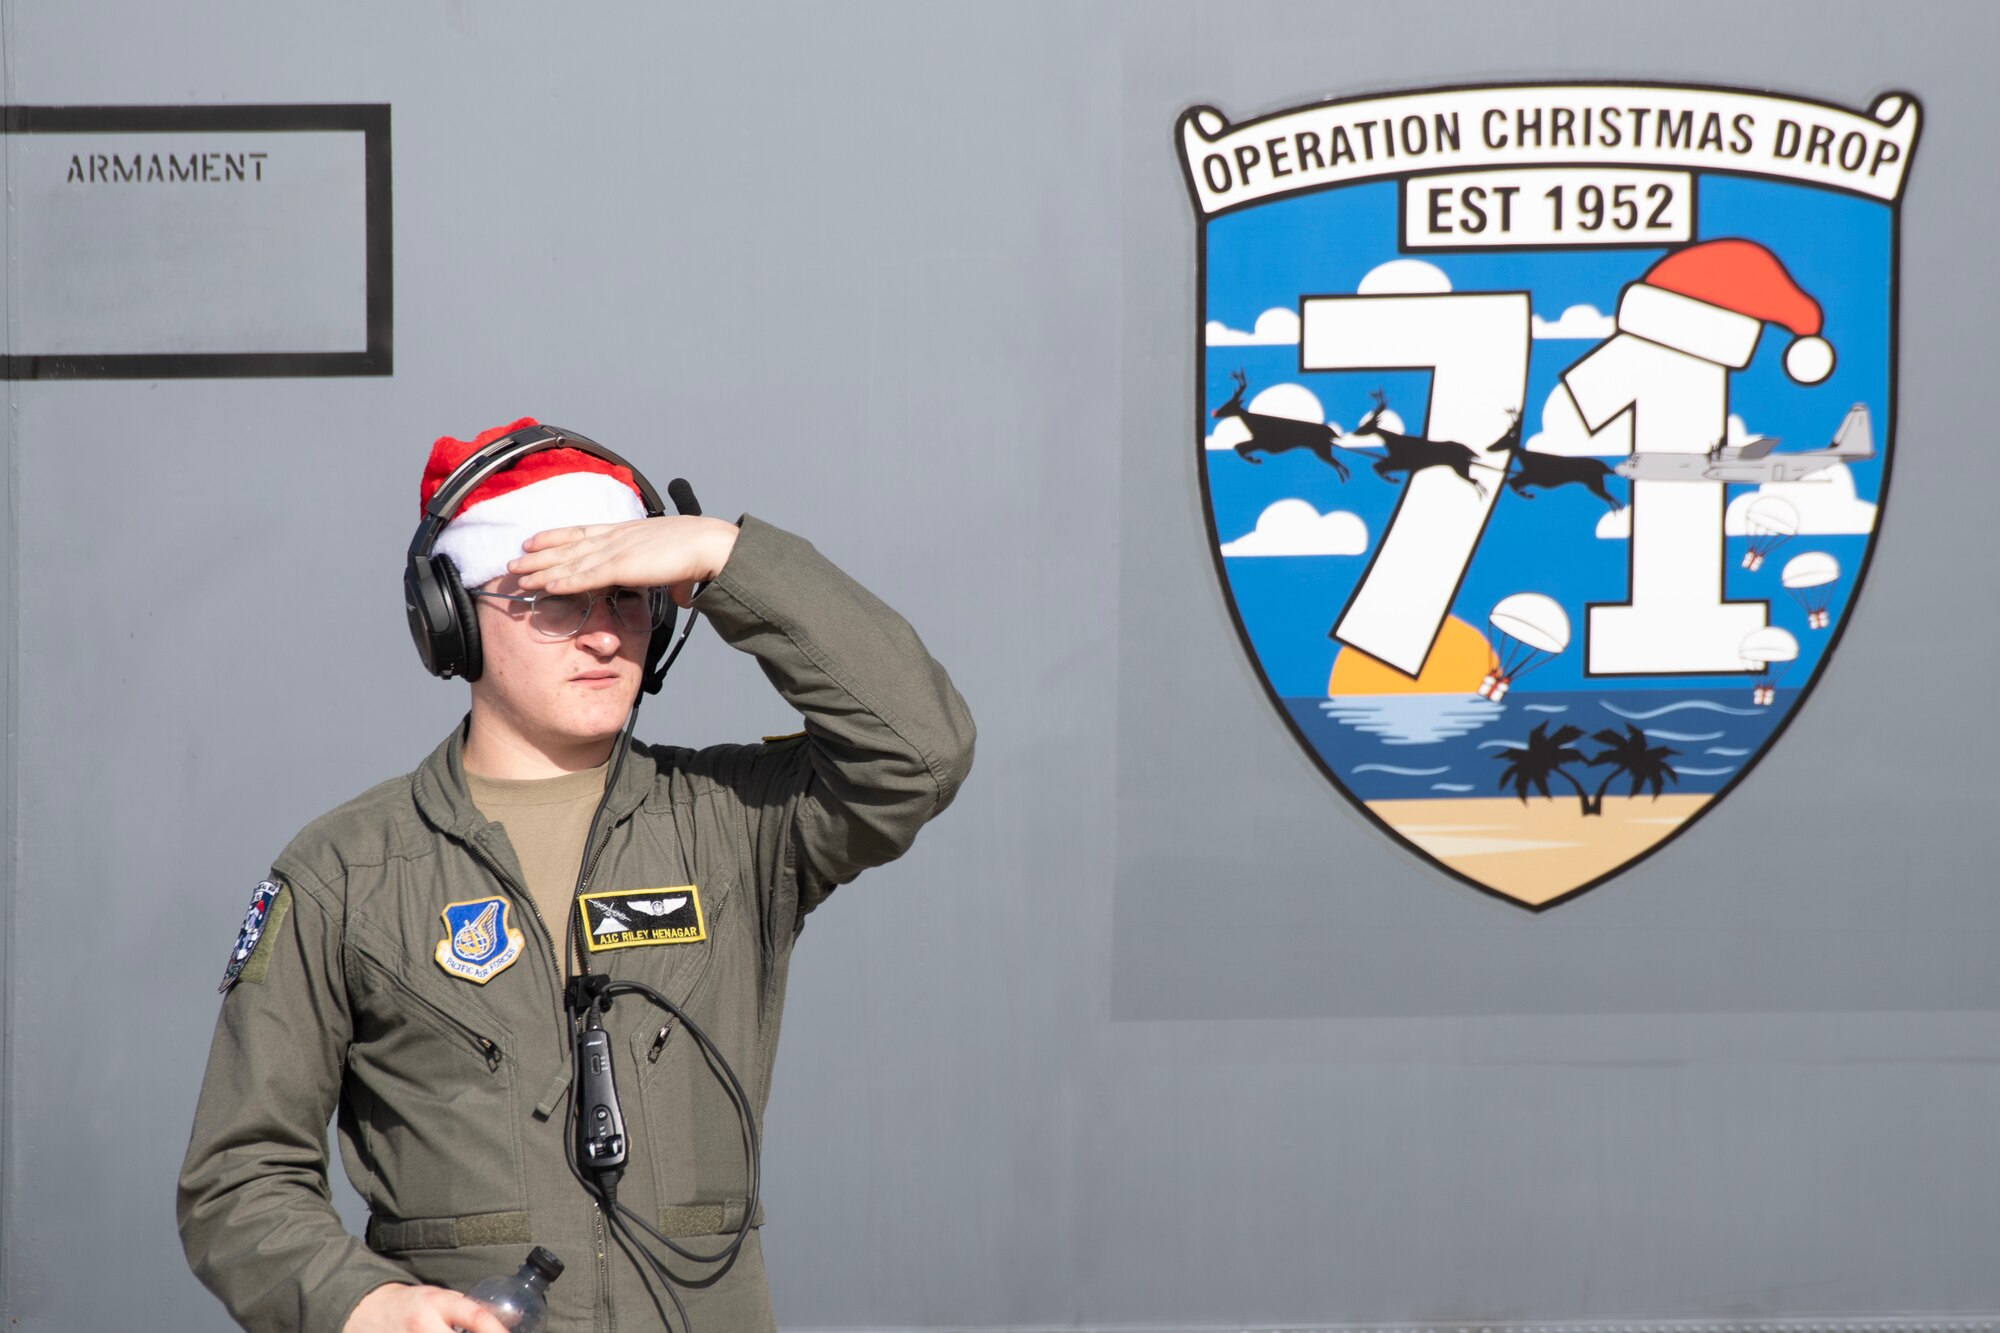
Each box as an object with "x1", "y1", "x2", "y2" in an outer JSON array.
[{"x1": 467, "y1": 587, "x2": 671, "y2": 639}]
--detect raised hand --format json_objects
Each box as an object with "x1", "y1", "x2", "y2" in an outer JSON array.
[{"x1": 509, "y1": 515, "x2": 740, "y2": 608}]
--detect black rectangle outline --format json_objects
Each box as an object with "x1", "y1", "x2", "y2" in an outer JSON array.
[
  {"x1": 0, "y1": 103, "x2": 391, "y2": 379},
  {"x1": 1394, "y1": 166, "x2": 1699, "y2": 255}
]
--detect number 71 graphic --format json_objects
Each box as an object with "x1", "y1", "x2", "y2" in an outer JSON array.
[{"x1": 1308, "y1": 292, "x2": 1768, "y2": 677}]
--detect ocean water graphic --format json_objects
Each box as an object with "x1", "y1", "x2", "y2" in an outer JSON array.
[
  {"x1": 1600, "y1": 700, "x2": 1770, "y2": 721},
  {"x1": 1319, "y1": 695, "x2": 1506, "y2": 745},
  {"x1": 1285, "y1": 690, "x2": 1789, "y2": 802}
]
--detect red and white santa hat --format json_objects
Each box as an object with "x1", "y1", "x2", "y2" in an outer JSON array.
[
  {"x1": 1615, "y1": 238, "x2": 1834, "y2": 384},
  {"x1": 420, "y1": 417, "x2": 648, "y2": 588}
]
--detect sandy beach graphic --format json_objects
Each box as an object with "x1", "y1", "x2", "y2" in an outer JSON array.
[{"x1": 1368, "y1": 793, "x2": 1714, "y2": 906}]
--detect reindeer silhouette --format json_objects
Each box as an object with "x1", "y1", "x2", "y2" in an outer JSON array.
[
  {"x1": 1212, "y1": 370, "x2": 1355, "y2": 481},
  {"x1": 1484, "y1": 409, "x2": 1625, "y2": 511},
  {"x1": 1349, "y1": 390, "x2": 1491, "y2": 496}
]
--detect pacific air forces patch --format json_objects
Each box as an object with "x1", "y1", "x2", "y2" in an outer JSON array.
[
  {"x1": 435, "y1": 896, "x2": 526, "y2": 984},
  {"x1": 579, "y1": 885, "x2": 706, "y2": 952},
  {"x1": 1179, "y1": 82, "x2": 1918, "y2": 910}
]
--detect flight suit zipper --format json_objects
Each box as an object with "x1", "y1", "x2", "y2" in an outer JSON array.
[
  {"x1": 595, "y1": 1202, "x2": 612, "y2": 1333},
  {"x1": 646, "y1": 940, "x2": 720, "y2": 1063},
  {"x1": 571, "y1": 820, "x2": 617, "y2": 978},
  {"x1": 463, "y1": 837, "x2": 571, "y2": 1052},
  {"x1": 468, "y1": 814, "x2": 626, "y2": 1332},
  {"x1": 372, "y1": 964, "x2": 505, "y2": 1071},
  {"x1": 572, "y1": 825, "x2": 620, "y2": 1333}
]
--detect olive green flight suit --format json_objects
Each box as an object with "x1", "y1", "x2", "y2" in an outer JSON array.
[{"x1": 177, "y1": 517, "x2": 975, "y2": 1333}]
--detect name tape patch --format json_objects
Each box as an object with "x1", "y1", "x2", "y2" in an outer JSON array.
[{"x1": 578, "y1": 885, "x2": 707, "y2": 952}]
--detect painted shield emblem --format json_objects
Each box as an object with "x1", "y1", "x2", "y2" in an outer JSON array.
[{"x1": 1179, "y1": 83, "x2": 1919, "y2": 910}]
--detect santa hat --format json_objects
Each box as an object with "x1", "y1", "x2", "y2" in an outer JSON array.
[
  {"x1": 1615, "y1": 238, "x2": 1835, "y2": 384},
  {"x1": 420, "y1": 417, "x2": 648, "y2": 588}
]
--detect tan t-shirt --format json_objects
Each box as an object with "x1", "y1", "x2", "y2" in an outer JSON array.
[{"x1": 466, "y1": 761, "x2": 610, "y2": 947}]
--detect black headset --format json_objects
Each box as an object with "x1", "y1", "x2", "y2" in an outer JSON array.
[{"x1": 404, "y1": 423, "x2": 690, "y2": 692}]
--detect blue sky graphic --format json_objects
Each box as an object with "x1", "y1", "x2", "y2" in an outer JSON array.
[{"x1": 1204, "y1": 175, "x2": 1892, "y2": 697}]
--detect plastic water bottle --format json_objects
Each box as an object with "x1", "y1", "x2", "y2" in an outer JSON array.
[{"x1": 461, "y1": 1247, "x2": 564, "y2": 1332}]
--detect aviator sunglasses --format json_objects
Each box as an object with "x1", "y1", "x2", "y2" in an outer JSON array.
[{"x1": 467, "y1": 586, "x2": 673, "y2": 639}]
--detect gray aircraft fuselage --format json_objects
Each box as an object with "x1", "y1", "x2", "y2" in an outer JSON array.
[
  {"x1": 1610, "y1": 403, "x2": 1873, "y2": 485},
  {"x1": 1612, "y1": 449, "x2": 1842, "y2": 484}
]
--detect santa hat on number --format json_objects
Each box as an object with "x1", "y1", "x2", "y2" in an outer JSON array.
[
  {"x1": 1615, "y1": 238, "x2": 1835, "y2": 384},
  {"x1": 419, "y1": 417, "x2": 649, "y2": 588}
]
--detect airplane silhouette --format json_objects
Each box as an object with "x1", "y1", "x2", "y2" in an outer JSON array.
[{"x1": 1614, "y1": 403, "x2": 1872, "y2": 484}]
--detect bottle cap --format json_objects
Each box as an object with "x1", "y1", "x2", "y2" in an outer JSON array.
[{"x1": 526, "y1": 1247, "x2": 565, "y2": 1284}]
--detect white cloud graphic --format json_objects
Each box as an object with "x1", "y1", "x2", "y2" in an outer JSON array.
[
  {"x1": 1724, "y1": 463, "x2": 1877, "y2": 535},
  {"x1": 1526, "y1": 383, "x2": 1631, "y2": 458},
  {"x1": 1336, "y1": 407, "x2": 1404, "y2": 450},
  {"x1": 1596, "y1": 506, "x2": 1632, "y2": 539},
  {"x1": 1204, "y1": 383, "x2": 1339, "y2": 450},
  {"x1": 1206, "y1": 419, "x2": 1251, "y2": 451},
  {"x1": 1206, "y1": 307, "x2": 1301, "y2": 346},
  {"x1": 1221, "y1": 499, "x2": 1369, "y2": 556},
  {"x1": 1357, "y1": 259, "x2": 1451, "y2": 294},
  {"x1": 1532, "y1": 304, "x2": 1615, "y2": 340},
  {"x1": 1720, "y1": 415, "x2": 1762, "y2": 448}
]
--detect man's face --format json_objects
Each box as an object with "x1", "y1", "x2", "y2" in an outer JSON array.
[{"x1": 467, "y1": 574, "x2": 647, "y2": 754}]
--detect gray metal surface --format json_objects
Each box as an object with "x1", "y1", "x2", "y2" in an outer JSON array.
[{"x1": 2, "y1": 2, "x2": 1995, "y2": 1331}]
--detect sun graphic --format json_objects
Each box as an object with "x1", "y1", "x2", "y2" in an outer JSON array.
[{"x1": 1327, "y1": 615, "x2": 1493, "y2": 695}]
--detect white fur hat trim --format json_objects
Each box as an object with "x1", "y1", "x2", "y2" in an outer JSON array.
[{"x1": 435, "y1": 472, "x2": 648, "y2": 588}]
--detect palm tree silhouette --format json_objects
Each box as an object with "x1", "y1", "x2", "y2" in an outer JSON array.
[
  {"x1": 1583, "y1": 725, "x2": 1679, "y2": 815},
  {"x1": 1493, "y1": 721, "x2": 1591, "y2": 810}
]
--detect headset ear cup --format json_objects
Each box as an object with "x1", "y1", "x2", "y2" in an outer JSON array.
[
  {"x1": 404, "y1": 560, "x2": 441, "y2": 676},
  {"x1": 439, "y1": 556, "x2": 483, "y2": 682},
  {"x1": 406, "y1": 552, "x2": 465, "y2": 679}
]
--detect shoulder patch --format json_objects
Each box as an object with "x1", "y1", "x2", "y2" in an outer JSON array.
[{"x1": 219, "y1": 879, "x2": 289, "y2": 994}]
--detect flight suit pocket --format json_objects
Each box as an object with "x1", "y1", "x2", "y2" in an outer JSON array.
[
  {"x1": 622, "y1": 880, "x2": 766, "y2": 1219},
  {"x1": 344, "y1": 945, "x2": 527, "y2": 1222}
]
